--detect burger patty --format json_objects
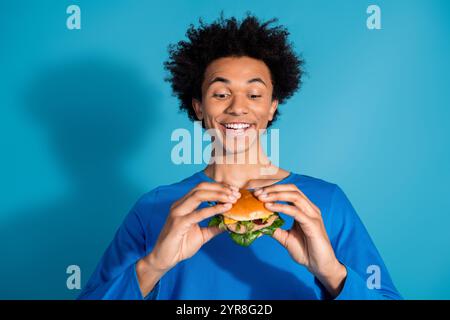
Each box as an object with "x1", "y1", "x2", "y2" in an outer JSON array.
[{"x1": 225, "y1": 214, "x2": 278, "y2": 234}]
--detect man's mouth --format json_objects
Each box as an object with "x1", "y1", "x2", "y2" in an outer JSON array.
[{"x1": 220, "y1": 122, "x2": 255, "y2": 137}]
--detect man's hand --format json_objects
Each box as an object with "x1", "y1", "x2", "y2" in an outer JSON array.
[
  {"x1": 253, "y1": 184, "x2": 347, "y2": 298},
  {"x1": 137, "y1": 182, "x2": 240, "y2": 297}
]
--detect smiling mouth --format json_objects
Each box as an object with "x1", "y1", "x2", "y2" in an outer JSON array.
[{"x1": 220, "y1": 122, "x2": 255, "y2": 137}]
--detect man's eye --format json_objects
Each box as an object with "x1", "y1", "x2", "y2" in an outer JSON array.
[
  {"x1": 250, "y1": 94, "x2": 262, "y2": 99},
  {"x1": 213, "y1": 93, "x2": 230, "y2": 99}
]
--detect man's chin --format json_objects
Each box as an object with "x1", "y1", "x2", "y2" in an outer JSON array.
[
  {"x1": 224, "y1": 145, "x2": 250, "y2": 154},
  {"x1": 224, "y1": 137, "x2": 258, "y2": 152},
  {"x1": 210, "y1": 139, "x2": 255, "y2": 153},
  {"x1": 221, "y1": 145, "x2": 257, "y2": 161}
]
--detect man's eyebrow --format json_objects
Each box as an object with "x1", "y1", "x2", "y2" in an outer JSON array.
[
  {"x1": 247, "y1": 77, "x2": 266, "y2": 87},
  {"x1": 208, "y1": 77, "x2": 230, "y2": 85},
  {"x1": 208, "y1": 76, "x2": 267, "y2": 87}
]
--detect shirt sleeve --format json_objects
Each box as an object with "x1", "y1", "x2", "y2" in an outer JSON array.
[
  {"x1": 77, "y1": 199, "x2": 161, "y2": 300},
  {"x1": 325, "y1": 185, "x2": 403, "y2": 300}
]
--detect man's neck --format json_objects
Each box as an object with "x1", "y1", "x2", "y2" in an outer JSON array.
[{"x1": 203, "y1": 147, "x2": 289, "y2": 189}]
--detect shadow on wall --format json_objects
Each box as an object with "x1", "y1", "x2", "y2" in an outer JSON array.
[{"x1": 0, "y1": 58, "x2": 159, "y2": 299}]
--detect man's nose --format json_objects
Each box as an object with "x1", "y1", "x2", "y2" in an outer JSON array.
[{"x1": 225, "y1": 95, "x2": 249, "y2": 115}]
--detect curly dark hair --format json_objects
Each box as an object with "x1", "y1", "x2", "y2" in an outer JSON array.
[{"x1": 163, "y1": 12, "x2": 304, "y2": 127}]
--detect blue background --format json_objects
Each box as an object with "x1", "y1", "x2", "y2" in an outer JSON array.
[{"x1": 1, "y1": 0, "x2": 449, "y2": 299}]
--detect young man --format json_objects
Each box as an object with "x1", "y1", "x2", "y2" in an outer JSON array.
[{"x1": 78, "y1": 14, "x2": 402, "y2": 300}]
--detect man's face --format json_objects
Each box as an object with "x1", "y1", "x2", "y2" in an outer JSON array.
[{"x1": 193, "y1": 56, "x2": 278, "y2": 156}]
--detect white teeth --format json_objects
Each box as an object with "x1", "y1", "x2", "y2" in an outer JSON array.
[{"x1": 223, "y1": 123, "x2": 251, "y2": 130}]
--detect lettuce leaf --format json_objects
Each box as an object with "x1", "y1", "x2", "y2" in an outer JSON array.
[
  {"x1": 208, "y1": 214, "x2": 226, "y2": 231},
  {"x1": 208, "y1": 213, "x2": 285, "y2": 247},
  {"x1": 258, "y1": 214, "x2": 285, "y2": 236},
  {"x1": 230, "y1": 231, "x2": 260, "y2": 247}
]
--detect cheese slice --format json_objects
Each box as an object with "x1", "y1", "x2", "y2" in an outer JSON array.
[{"x1": 223, "y1": 216, "x2": 238, "y2": 225}]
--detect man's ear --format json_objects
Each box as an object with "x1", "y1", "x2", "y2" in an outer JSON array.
[
  {"x1": 268, "y1": 99, "x2": 279, "y2": 121},
  {"x1": 192, "y1": 98, "x2": 203, "y2": 121}
]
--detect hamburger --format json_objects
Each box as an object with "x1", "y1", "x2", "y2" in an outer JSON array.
[{"x1": 208, "y1": 189, "x2": 284, "y2": 246}]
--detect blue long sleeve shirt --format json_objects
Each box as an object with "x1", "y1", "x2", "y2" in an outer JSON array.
[{"x1": 77, "y1": 170, "x2": 402, "y2": 300}]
